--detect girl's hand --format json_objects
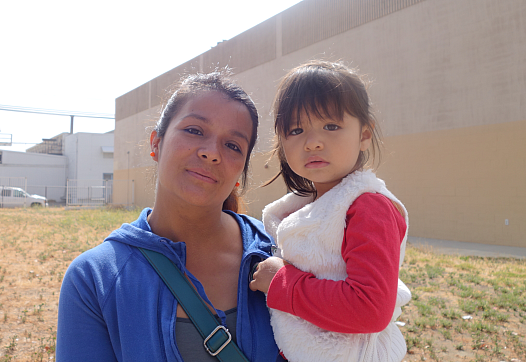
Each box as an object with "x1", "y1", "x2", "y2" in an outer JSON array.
[{"x1": 249, "y1": 257, "x2": 289, "y2": 294}]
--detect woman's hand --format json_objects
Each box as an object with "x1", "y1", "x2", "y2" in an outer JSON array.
[{"x1": 249, "y1": 257, "x2": 289, "y2": 294}]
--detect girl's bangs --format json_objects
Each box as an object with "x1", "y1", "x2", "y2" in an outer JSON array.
[{"x1": 277, "y1": 79, "x2": 346, "y2": 136}]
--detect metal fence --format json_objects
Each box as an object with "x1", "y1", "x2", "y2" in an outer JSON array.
[
  {"x1": 1, "y1": 177, "x2": 67, "y2": 206},
  {"x1": 27, "y1": 185, "x2": 67, "y2": 206},
  {"x1": 0, "y1": 177, "x2": 26, "y2": 189},
  {"x1": 66, "y1": 179, "x2": 134, "y2": 209},
  {"x1": 0, "y1": 177, "x2": 135, "y2": 208},
  {"x1": 67, "y1": 179, "x2": 109, "y2": 208},
  {"x1": 0, "y1": 177, "x2": 28, "y2": 208}
]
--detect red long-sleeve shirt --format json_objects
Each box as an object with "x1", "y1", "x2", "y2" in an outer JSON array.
[{"x1": 266, "y1": 193, "x2": 407, "y2": 334}]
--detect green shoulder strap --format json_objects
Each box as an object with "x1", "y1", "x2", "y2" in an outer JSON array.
[{"x1": 139, "y1": 248, "x2": 249, "y2": 362}]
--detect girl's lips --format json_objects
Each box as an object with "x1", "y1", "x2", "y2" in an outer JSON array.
[
  {"x1": 305, "y1": 161, "x2": 330, "y2": 169},
  {"x1": 187, "y1": 169, "x2": 217, "y2": 183},
  {"x1": 305, "y1": 156, "x2": 329, "y2": 168}
]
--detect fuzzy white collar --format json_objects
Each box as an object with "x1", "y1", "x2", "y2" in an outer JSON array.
[
  {"x1": 263, "y1": 170, "x2": 408, "y2": 276},
  {"x1": 262, "y1": 170, "x2": 410, "y2": 362}
]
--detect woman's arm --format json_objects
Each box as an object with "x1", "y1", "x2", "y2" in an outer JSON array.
[
  {"x1": 56, "y1": 259, "x2": 117, "y2": 362},
  {"x1": 259, "y1": 193, "x2": 406, "y2": 334}
]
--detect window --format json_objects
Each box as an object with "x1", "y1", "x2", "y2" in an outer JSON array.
[
  {"x1": 101, "y1": 146, "x2": 114, "y2": 159},
  {"x1": 103, "y1": 173, "x2": 113, "y2": 181},
  {"x1": 0, "y1": 151, "x2": 2, "y2": 164},
  {"x1": 14, "y1": 189, "x2": 26, "y2": 197},
  {"x1": 1, "y1": 189, "x2": 11, "y2": 197}
]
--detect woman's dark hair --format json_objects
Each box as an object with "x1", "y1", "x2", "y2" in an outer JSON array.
[
  {"x1": 154, "y1": 70, "x2": 259, "y2": 212},
  {"x1": 267, "y1": 60, "x2": 382, "y2": 197}
]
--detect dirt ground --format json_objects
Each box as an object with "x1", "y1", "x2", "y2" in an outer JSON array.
[
  {"x1": 398, "y1": 246, "x2": 525, "y2": 362},
  {"x1": 0, "y1": 207, "x2": 141, "y2": 361},
  {"x1": 0, "y1": 207, "x2": 525, "y2": 361}
]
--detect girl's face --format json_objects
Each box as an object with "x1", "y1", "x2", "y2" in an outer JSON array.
[
  {"x1": 282, "y1": 110, "x2": 372, "y2": 198},
  {"x1": 150, "y1": 91, "x2": 253, "y2": 209}
]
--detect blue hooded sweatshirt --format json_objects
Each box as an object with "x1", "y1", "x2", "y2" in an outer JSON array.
[{"x1": 57, "y1": 208, "x2": 283, "y2": 362}]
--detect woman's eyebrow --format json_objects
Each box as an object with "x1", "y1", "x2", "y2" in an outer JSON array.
[
  {"x1": 183, "y1": 113, "x2": 249, "y2": 144},
  {"x1": 230, "y1": 130, "x2": 250, "y2": 145},
  {"x1": 183, "y1": 113, "x2": 208, "y2": 122}
]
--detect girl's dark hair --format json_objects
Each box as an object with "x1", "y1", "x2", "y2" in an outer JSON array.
[
  {"x1": 267, "y1": 60, "x2": 382, "y2": 197},
  {"x1": 154, "y1": 70, "x2": 259, "y2": 212}
]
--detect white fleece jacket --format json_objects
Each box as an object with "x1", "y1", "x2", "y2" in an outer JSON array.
[{"x1": 262, "y1": 170, "x2": 411, "y2": 362}]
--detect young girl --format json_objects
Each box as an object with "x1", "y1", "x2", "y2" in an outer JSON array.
[{"x1": 249, "y1": 61, "x2": 411, "y2": 362}]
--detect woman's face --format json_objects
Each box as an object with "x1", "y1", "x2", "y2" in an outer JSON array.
[{"x1": 150, "y1": 91, "x2": 253, "y2": 209}]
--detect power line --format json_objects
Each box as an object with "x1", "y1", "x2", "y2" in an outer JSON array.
[
  {"x1": 0, "y1": 104, "x2": 114, "y2": 134},
  {"x1": 0, "y1": 104, "x2": 114, "y2": 119}
]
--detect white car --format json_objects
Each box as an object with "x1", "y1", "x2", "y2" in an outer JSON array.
[{"x1": 0, "y1": 186, "x2": 48, "y2": 208}]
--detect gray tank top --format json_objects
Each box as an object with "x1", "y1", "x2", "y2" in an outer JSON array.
[{"x1": 175, "y1": 307, "x2": 238, "y2": 361}]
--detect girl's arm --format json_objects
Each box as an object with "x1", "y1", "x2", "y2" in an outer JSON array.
[{"x1": 263, "y1": 193, "x2": 406, "y2": 334}]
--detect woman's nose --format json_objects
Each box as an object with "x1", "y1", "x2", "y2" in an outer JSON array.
[{"x1": 198, "y1": 141, "x2": 221, "y2": 163}]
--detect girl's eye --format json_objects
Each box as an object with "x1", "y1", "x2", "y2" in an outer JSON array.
[
  {"x1": 324, "y1": 124, "x2": 340, "y2": 131},
  {"x1": 226, "y1": 143, "x2": 242, "y2": 153},
  {"x1": 289, "y1": 128, "x2": 303, "y2": 136},
  {"x1": 185, "y1": 127, "x2": 202, "y2": 135}
]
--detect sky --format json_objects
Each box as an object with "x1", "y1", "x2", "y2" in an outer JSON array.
[{"x1": 0, "y1": 0, "x2": 302, "y2": 152}]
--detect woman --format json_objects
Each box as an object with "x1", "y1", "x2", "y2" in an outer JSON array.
[{"x1": 57, "y1": 72, "x2": 283, "y2": 361}]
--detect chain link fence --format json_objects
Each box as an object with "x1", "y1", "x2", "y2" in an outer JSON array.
[
  {"x1": 0, "y1": 177, "x2": 135, "y2": 208},
  {"x1": 0, "y1": 177, "x2": 28, "y2": 208},
  {"x1": 66, "y1": 179, "x2": 134, "y2": 209},
  {"x1": 26, "y1": 185, "x2": 67, "y2": 206}
]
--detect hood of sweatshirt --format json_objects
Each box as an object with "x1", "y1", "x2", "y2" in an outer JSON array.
[
  {"x1": 102, "y1": 207, "x2": 276, "y2": 352},
  {"x1": 104, "y1": 208, "x2": 273, "y2": 269}
]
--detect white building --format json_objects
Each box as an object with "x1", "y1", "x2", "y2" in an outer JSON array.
[
  {"x1": 63, "y1": 132, "x2": 114, "y2": 181},
  {"x1": 0, "y1": 150, "x2": 67, "y2": 203},
  {"x1": 0, "y1": 131, "x2": 114, "y2": 205}
]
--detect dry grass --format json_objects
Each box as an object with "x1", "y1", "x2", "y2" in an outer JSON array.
[
  {"x1": 0, "y1": 207, "x2": 525, "y2": 361},
  {"x1": 0, "y1": 207, "x2": 141, "y2": 362},
  {"x1": 400, "y1": 246, "x2": 526, "y2": 362}
]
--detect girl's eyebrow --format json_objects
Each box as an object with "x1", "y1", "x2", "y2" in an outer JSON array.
[{"x1": 182, "y1": 113, "x2": 250, "y2": 144}]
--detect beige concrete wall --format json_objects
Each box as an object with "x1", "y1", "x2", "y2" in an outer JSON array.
[
  {"x1": 113, "y1": 166, "x2": 155, "y2": 208},
  {"x1": 113, "y1": 106, "x2": 158, "y2": 206},
  {"x1": 377, "y1": 119, "x2": 526, "y2": 247},
  {"x1": 243, "y1": 150, "x2": 286, "y2": 220},
  {"x1": 114, "y1": 0, "x2": 526, "y2": 247}
]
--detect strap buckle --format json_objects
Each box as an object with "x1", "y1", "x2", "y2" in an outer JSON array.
[{"x1": 204, "y1": 325, "x2": 232, "y2": 356}]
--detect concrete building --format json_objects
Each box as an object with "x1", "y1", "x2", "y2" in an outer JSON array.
[
  {"x1": 0, "y1": 150, "x2": 67, "y2": 203},
  {"x1": 0, "y1": 131, "x2": 114, "y2": 204},
  {"x1": 114, "y1": 0, "x2": 526, "y2": 247},
  {"x1": 61, "y1": 132, "x2": 114, "y2": 181}
]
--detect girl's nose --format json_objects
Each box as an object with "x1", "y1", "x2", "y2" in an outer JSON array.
[
  {"x1": 304, "y1": 132, "x2": 324, "y2": 151},
  {"x1": 198, "y1": 141, "x2": 221, "y2": 163}
]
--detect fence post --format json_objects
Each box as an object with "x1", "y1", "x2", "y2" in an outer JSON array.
[
  {"x1": 24, "y1": 177, "x2": 28, "y2": 207},
  {"x1": 132, "y1": 180, "x2": 135, "y2": 207}
]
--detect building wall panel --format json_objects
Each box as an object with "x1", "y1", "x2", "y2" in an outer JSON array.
[
  {"x1": 378, "y1": 119, "x2": 526, "y2": 247},
  {"x1": 114, "y1": 0, "x2": 526, "y2": 247}
]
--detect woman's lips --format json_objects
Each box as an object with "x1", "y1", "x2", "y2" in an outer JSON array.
[{"x1": 187, "y1": 169, "x2": 217, "y2": 183}]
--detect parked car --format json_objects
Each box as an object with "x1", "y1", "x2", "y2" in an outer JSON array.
[{"x1": 0, "y1": 186, "x2": 48, "y2": 208}]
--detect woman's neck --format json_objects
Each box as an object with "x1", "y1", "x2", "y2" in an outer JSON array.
[{"x1": 148, "y1": 197, "x2": 228, "y2": 247}]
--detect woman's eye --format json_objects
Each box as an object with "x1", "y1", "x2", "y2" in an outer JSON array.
[
  {"x1": 324, "y1": 124, "x2": 340, "y2": 131},
  {"x1": 289, "y1": 128, "x2": 303, "y2": 136},
  {"x1": 184, "y1": 127, "x2": 202, "y2": 135},
  {"x1": 226, "y1": 143, "x2": 241, "y2": 153}
]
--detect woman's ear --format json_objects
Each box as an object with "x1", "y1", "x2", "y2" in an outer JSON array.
[
  {"x1": 150, "y1": 130, "x2": 161, "y2": 162},
  {"x1": 360, "y1": 125, "x2": 373, "y2": 151}
]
